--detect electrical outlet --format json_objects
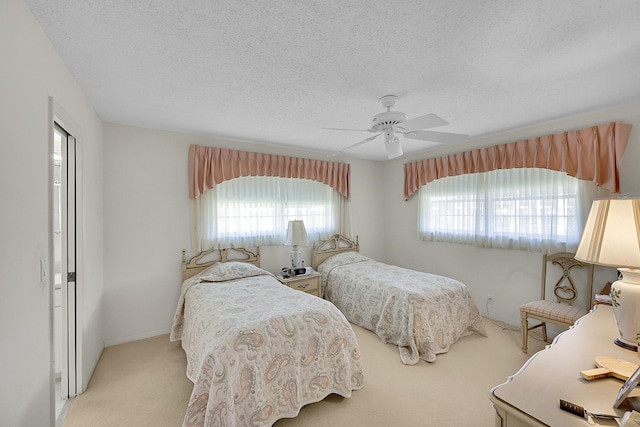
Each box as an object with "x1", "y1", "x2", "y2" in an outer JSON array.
[{"x1": 487, "y1": 296, "x2": 494, "y2": 305}]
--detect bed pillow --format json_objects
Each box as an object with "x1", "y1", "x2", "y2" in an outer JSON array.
[
  {"x1": 199, "y1": 262, "x2": 272, "y2": 282},
  {"x1": 319, "y1": 251, "x2": 371, "y2": 272}
]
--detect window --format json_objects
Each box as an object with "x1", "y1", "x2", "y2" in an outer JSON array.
[
  {"x1": 418, "y1": 168, "x2": 605, "y2": 253},
  {"x1": 194, "y1": 176, "x2": 348, "y2": 249}
]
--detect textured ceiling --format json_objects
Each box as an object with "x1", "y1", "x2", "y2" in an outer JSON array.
[{"x1": 25, "y1": 0, "x2": 640, "y2": 161}]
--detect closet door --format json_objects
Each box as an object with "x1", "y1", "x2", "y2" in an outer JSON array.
[{"x1": 53, "y1": 123, "x2": 78, "y2": 400}]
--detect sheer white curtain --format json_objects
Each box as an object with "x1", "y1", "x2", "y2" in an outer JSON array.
[
  {"x1": 418, "y1": 168, "x2": 609, "y2": 253},
  {"x1": 193, "y1": 176, "x2": 350, "y2": 250}
]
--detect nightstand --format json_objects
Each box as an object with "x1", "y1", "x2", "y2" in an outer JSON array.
[{"x1": 276, "y1": 272, "x2": 321, "y2": 297}]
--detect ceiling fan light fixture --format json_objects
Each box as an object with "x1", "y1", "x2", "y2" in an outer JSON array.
[{"x1": 384, "y1": 136, "x2": 403, "y2": 159}]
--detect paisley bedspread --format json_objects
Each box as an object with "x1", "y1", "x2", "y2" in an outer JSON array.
[
  {"x1": 170, "y1": 262, "x2": 364, "y2": 427},
  {"x1": 317, "y1": 252, "x2": 487, "y2": 365}
]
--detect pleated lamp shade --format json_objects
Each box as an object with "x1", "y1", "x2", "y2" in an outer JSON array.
[
  {"x1": 575, "y1": 198, "x2": 640, "y2": 269},
  {"x1": 575, "y1": 198, "x2": 640, "y2": 350},
  {"x1": 285, "y1": 220, "x2": 309, "y2": 247}
]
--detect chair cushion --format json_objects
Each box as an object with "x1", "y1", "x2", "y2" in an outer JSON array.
[{"x1": 520, "y1": 300, "x2": 588, "y2": 325}]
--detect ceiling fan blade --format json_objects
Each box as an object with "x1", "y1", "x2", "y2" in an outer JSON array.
[
  {"x1": 323, "y1": 127, "x2": 374, "y2": 132},
  {"x1": 329, "y1": 134, "x2": 381, "y2": 156},
  {"x1": 396, "y1": 114, "x2": 449, "y2": 132},
  {"x1": 403, "y1": 130, "x2": 469, "y2": 144}
]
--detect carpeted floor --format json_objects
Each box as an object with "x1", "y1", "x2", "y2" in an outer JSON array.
[{"x1": 62, "y1": 318, "x2": 546, "y2": 427}]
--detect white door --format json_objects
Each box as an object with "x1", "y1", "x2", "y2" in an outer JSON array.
[{"x1": 53, "y1": 123, "x2": 79, "y2": 404}]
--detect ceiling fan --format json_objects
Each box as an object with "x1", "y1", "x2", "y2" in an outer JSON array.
[{"x1": 325, "y1": 95, "x2": 468, "y2": 159}]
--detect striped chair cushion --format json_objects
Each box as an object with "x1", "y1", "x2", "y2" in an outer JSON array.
[{"x1": 520, "y1": 300, "x2": 588, "y2": 325}]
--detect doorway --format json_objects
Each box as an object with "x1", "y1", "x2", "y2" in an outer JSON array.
[{"x1": 52, "y1": 122, "x2": 78, "y2": 422}]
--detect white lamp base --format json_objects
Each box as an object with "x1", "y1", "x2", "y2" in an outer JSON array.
[
  {"x1": 290, "y1": 246, "x2": 301, "y2": 268},
  {"x1": 611, "y1": 268, "x2": 640, "y2": 351}
]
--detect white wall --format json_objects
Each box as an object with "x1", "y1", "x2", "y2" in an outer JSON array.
[
  {"x1": 382, "y1": 102, "x2": 640, "y2": 327},
  {"x1": 102, "y1": 104, "x2": 640, "y2": 345},
  {"x1": 102, "y1": 123, "x2": 384, "y2": 345},
  {"x1": 0, "y1": 1, "x2": 104, "y2": 426}
]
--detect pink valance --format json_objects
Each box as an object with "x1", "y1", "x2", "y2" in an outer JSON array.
[
  {"x1": 404, "y1": 122, "x2": 632, "y2": 200},
  {"x1": 189, "y1": 145, "x2": 351, "y2": 199}
]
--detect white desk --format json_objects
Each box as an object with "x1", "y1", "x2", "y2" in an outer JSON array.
[{"x1": 489, "y1": 305, "x2": 640, "y2": 426}]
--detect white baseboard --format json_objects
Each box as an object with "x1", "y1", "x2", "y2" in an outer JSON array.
[
  {"x1": 482, "y1": 309, "x2": 520, "y2": 328},
  {"x1": 82, "y1": 346, "x2": 103, "y2": 392},
  {"x1": 483, "y1": 310, "x2": 562, "y2": 340},
  {"x1": 104, "y1": 328, "x2": 171, "y2": 347}
]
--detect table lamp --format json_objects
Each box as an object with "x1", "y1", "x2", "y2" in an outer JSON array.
[
  {"x1": 285, "y1": 220, "x2": 309, "y2": 268},
  {"x1": 575, "y1": 198, "x2": 640, "y2": 351}
]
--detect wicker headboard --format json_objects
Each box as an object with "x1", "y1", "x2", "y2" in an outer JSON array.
[
  {"x1": 312, "y1": 234, "x2": 359, "y2": 270},
  {"x1": 181, "y1": 247, "x2": 260, "y2": 281}
]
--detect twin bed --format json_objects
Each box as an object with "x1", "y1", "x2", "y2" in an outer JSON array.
[
  {"x1": 171, "y1": 235, "x2": 486, "y2": 426},
  {"x1": 312, "y1": 234, "x2": 487, "y2": 365},
  {"x1": 170, "y1": 247, "x2": 364, "y2": 427}
]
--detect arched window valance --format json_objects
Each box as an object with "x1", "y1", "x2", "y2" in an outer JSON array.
[
  {"x1": 189, "y1": 144, "x2": 351, "y2": 199},
  {"x1": 404, "y1": 122, "x2": 632, "y2": 200}
]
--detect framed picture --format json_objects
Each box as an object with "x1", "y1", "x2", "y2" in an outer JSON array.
[{"x1": 614, "y1": 364, "x2": 640, "y2": 408}]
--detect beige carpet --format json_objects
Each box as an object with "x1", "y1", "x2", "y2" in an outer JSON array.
[{"x1": 62, "y1": 319, "x2": 546, "y2": 427}]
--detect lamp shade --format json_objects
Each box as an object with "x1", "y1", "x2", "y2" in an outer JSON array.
[
  {"x1": 575, "y1": 198, "x2": 640, "y2": 269},
  {"x1": 285, "y1": 220, "x2": 309, "y2": 247},
  {"x1": 575, "y1": 198, "x2": 640, "y2": 351}
]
